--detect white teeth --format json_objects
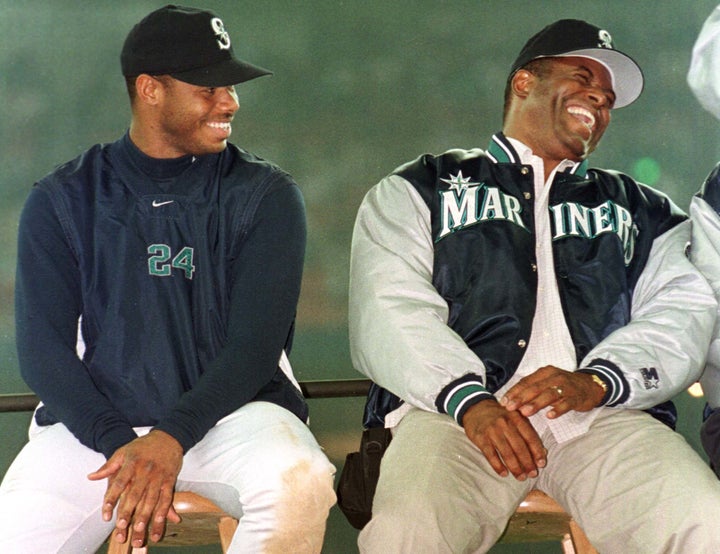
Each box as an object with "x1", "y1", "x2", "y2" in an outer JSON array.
[
  {"x1": 208, "y1": 122, "x2": 231, "y2": 130},
  {"x1": 567, "y1": 106, "x2": 595, "y2": 129}
]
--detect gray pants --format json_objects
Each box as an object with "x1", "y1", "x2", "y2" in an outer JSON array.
[{"x1": 359, "y1": 407, "x2": 720, "y2": 553}]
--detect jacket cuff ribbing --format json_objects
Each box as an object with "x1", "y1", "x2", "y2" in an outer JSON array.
[
  {"x1": 436, "y1": 374, "x2": 495, "y2": 425},
  {"x1": 577, "y1": 358, "x2": 630, "y2": 406}
]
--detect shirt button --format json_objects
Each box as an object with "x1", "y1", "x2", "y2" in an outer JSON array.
[
  {"x1": 518, "y1": 339, "x2": 527, "y2": 348},
  {"x1": 523, "y1": 192, "x2": 532, "y2": 200},
  {"x1": 521, "y1": 167, "x2": 529, "y2": 175}
]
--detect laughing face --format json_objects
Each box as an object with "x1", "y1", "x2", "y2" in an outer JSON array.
[{"x1": 508, "y1": 56, "x2": 615, "y2": 167}]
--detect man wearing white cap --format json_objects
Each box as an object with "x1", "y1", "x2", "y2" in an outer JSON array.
[
  {"x1": 0, "y1": 5, "x2": 335, "y2": 553},
  {"x1": 350, "y1": 18, "x2": 720, "y2": 552}
]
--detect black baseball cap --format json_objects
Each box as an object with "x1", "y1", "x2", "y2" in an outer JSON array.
[
  {"x1": 121, "y1": 4, "x2": 272, "y2": 87},
  {"x1": 509, "y1": 19, "x2": 643, "y2": 108}
]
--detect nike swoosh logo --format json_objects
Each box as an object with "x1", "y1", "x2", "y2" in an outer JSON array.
[{"x1": 152, "y1": 200, "x2": 175, "y2": 207}]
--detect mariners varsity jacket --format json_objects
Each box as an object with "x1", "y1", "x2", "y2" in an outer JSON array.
[{"x1": 350, "y1": 133, "x2": 716, "y2": 431}]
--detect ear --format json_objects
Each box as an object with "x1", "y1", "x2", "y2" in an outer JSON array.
[
  {"x1": 134, "y1": 74, "x2": 163, "y2": 106},
  {"x1": 510, "y1": 69, "x2": 535, "y2": 100}
]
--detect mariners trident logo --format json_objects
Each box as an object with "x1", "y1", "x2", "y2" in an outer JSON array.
[{"x1": 438, "y1": 171, "x2": 527, "y2": 240}]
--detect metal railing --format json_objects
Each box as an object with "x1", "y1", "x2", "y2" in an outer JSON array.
[{"x1": 0, "y1": 379, "x2": 373, "y2": 413}]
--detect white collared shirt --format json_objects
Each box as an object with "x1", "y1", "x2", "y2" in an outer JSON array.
[{"x1": 499, "y1": 137, "x2": 598, "y2": 442}]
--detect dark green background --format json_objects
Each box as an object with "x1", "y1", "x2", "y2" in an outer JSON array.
[{"x1": 1, "y1": 2, "x2": 719, "y2": 552}]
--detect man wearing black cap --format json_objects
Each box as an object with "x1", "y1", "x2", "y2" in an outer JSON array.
[
  {"x1": 349, "y1": 19, "x2": 720, "y2": 552},
  {"x1": 0, "y1": 5, "x2": 335, "y2": 553}
]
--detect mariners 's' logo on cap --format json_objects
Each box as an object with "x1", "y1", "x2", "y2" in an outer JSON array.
[
  {"x1": 211, "y1": 17, "x2": 231, "y2": 50},
  {"x1": 597, "y1": 29, "x2": 613, "y2": 49}
]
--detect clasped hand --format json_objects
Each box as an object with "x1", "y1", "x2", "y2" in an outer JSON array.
[
  {"x1": 462, "y1": 366, "x2": 605, "y2": 480},
  {"x1": 87, "y1": 429, "x2": 184, "y2": 548}
]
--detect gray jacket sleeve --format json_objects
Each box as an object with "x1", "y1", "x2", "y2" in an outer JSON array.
[
  {"x1": 582, "y1": 219, "x2": 717, "y2": 409},
  {"x1": 349, "y1": 175, "x2": 487, "y2": 417},
  {"x1": 690, "y1": 195, "x2": 720, "y2": 409}
]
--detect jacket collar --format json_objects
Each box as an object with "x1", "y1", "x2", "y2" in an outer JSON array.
[{"x1": 486, "y1": 132, "x2": 589, "y2": 177}]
